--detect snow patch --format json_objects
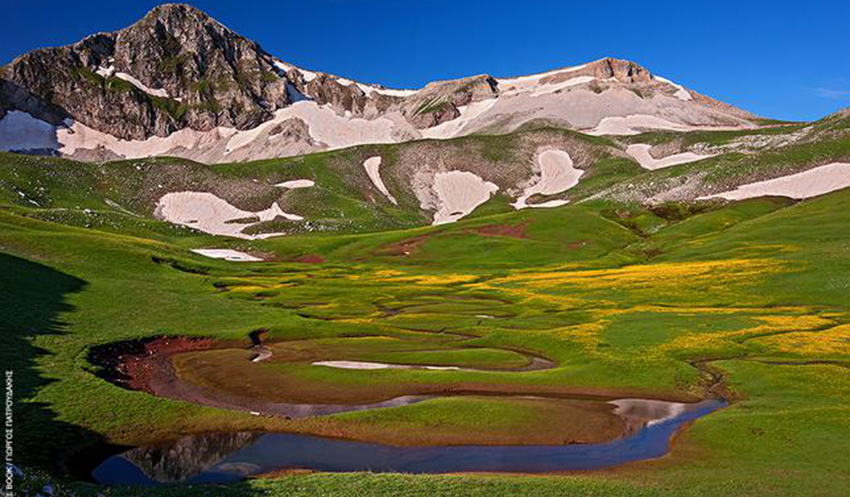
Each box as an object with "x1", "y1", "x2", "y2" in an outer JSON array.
[
  {"x1": 421, "y1": 98, "x2": 499, "y2": 139},
  {"x1": 191, "y1": 249, "x2": 263, "y2": 262},
  {"x1": 313, "y1": 361, "x2": 460, "y2": 371},
  {"x1": 156, "y1": 191, "x2": 301, "y2": 239},
  {"x1": 363, "y1": 85, "x2": 419, "y2": 97},
  {"x1": 275, "y1": 179, "x2": 315, "y2": 189},
  {"x1": 497, "y1": 63, "x2": 588, "y2": 93},
  {"x1": 528, "y1": 75, "x2": 596, "y2": 97},
  {"x1": 226, "y1": 101, "x2": 397, "y2": 153},
  {"x1": 513, "y1": 150, "x2": 583, "y2": 209},
  {"x1": 57, "y1": 119, "x2": 236, "y2": 158},
  {"x1": 431, "y1": 171, "x2": 499, "y2": 225},
  {"x1": 95, "y1": 65, "x2": 115, "y2": 78},
  {"x1": 626, "y1": 144, "x2": 714, "y2": 170},
  {"x1": 274, "y1": 60, "x2": 317, "y2": 82},
  {"x1": 655, "y1": 76, "x2": 692, "y2": 101},
  {"x1": 588, "y1": 115, "x2": 689, "y2": 135},
  {"x1": 362, "y1": 156, "x2": 397, "y2": 204},
  {"x1": 701, "y1": 163, "x2": 850, "y2": 201},
  {"x1": 114, "y1": 72, "x2": 171, "y2": 98}
]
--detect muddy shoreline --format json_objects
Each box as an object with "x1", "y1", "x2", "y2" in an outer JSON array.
[{"x1": 90, "y1": 335, "x2": 704, "y2": 420}]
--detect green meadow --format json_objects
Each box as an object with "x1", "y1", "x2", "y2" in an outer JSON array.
[{"x1": 1, "y1": 141, "x2": 849, "y2": 496}]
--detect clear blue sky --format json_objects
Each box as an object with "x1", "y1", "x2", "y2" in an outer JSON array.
[{"x1": 3, "y1": 0, "x2": 849, "y2": 121}]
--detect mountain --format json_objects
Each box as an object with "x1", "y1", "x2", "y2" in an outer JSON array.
[
  {"x1": 0, "y1": 3, "x2": 757, "y2": 163},
  {"x1": 0, "y1": 4, "x2": 847, "y2": 235}
]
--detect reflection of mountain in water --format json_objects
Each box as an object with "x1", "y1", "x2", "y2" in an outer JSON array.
[
  {"x1": 122, "y1": 432, "x2": 261, "y2": 482},
  {"x1": 611, "y1": 399, "x2": 687, "y2": 436}
]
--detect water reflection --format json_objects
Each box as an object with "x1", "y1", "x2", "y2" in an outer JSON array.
[{"x1": 93, "y1": 398, "x2": 724, "y2": 485}]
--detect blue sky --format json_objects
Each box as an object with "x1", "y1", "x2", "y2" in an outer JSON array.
[{"x1": 3, "y1": 0, "x2": 849, "y2": 121}]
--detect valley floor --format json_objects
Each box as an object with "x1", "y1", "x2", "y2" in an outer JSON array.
[{"x1": 2, "y1": 186, "x2": 850, "y2": 496}]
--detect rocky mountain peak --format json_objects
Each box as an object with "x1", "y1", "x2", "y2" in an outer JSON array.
[
  {"x1": 0, "y1": 3, "x2": 293, "y2": 140},
  {"x1": 0, "y1": 6, "x2": 758, "y2": 162}
]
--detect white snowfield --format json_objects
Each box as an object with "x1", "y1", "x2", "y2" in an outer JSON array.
[
  {"x1": 420, "y1": 98, "x2": 499, "y2": 139},
  {"x1": 701, "y1": 163, "x2": 850, "y2": 201},
  {"x1": 496, "y1": 64, "x2": 588, "y2": 94},
  {"x1": 275, "y1": 179, "x2": 315, "y2": 189},
  {"x1": 513, "y1": 149, "x2": 583, "y2": 209},
  {"x1": 528, "y1": 76, "x2": 596, "y2": 97},
  {"x1": 155, "y1": 191, "x2": 302, "y2": 239},
  {"x1": 56, "y1": 116, "x2": 237, "y2": 158},
  {"x1": 191, "y1": 249, "x2": 262, "y2": 262},
  {"x1": 626, "y1": 144, "x2": 714, "y2": 170},
  {"x1": 431, "y1": 171, "x2": 499, "y2": 225},
  {"x1": 313, "y1": 361, "x2": 461, "y2": 371},
  {"x1": 225, "y1": 101, "x2": 399, "y2": 153},
  {"x1": 362, "y1": 156, "x2": 397, "y2": 204},
  {"x1": 588, "y1": 115, "x2": 690, "y2": 135}
]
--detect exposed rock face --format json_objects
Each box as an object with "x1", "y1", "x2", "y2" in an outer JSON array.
[
  {"x1": 403, "y1": 75, "x2": 499, "y2": 128},
  {"x1": 1, "y1": 4, "x2": 295, "y2": 140},
  {"x1": 536, "y1": 58, "x2": 653, "y2": 85}
]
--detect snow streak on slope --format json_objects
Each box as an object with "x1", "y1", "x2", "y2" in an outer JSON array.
[
  {"x1": 114, "y1": 72, "x2": 172, "y2": 98},
  {"x1": 431, "y1": 171, "x2": 498, "y2": 225},
  {"x1": 275, "y1": 179, "x2": 315, "y2": 189},
  {"x1": 588, "y1": 115, "x2": 690, "y2": 135},
  {"x1": 95, "y1": 65, "x2": 173, "y2": 98},
  {"x1": 362, "y1": 156, "x2": 397, "y2": 204},
  {"x1": 421, "y1": 98, "x2": 499, "y2": 139},
  {"x1": 513, "y1": 150, "x2": 583, "y2": 209},
  {"x1": 155, "y1": 192, "x2": 302, "y2": 239},
  {"x1": 654, "y1": 76, "x2": 692, "y2": 101},
  {"x1": 496, "y1": 64, "x2": 588, "y2": 94},
  {"x1": 191, "y1": 249, "x2": 263, "y2": 262},
  {"x1": 626, "y1": 144, "x2": 714, "y2": 170},
  {"x1": 701, "y1": 163, "x2": 850, "y2": 200}
]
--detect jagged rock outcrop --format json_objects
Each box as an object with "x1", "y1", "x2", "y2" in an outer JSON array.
[
  {"x1": 1, "y1": 4, "x2": 292, "y2": 139},
  {"x1": 403, "y1": 75, "x2": 499, "y2": 128}
]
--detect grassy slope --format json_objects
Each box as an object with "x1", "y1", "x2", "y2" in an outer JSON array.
[{"x1": 2, "y1": 129, "x2": 850, "y2": 495}]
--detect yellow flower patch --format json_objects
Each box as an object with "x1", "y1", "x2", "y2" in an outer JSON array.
[
  {"x1": 753, "y1": 324, "x2": 850, "y2": 357},
  {"x1": 495, "y1": 259, "x2": 783, "y2": 292}
]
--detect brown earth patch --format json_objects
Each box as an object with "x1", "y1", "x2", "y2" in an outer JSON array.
[
  {"x1": 89, "y1": 336, "x2": 214, "y2": 394},
  {"x1": 291, "y1": 254, "x2": 325, "y2": 264},
  {"x1": 567, "y1": 239, "x2": 589, "y2": 250},
  {"x1": 468, "y1": 222, "x2": 528, "y2": 239},
  {"x1": 373, "y1": 234, "x2": 432, "y2": 257}
]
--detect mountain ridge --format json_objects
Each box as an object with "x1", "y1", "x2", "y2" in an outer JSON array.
[{"x1": 0, "y1": 4, "x2": 762, "y2": 163}]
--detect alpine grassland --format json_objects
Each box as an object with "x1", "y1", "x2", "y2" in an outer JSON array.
[{"x1": 2, "y1": 144, "x2": 849, "y2": 495}]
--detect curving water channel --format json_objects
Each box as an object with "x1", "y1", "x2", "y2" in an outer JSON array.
[
  {"x1": 89, "y1": 333, "x2": 727, "y2": 485},
  {"x1": 93, "y1": 398, "x2": 725, "y2": 485}
]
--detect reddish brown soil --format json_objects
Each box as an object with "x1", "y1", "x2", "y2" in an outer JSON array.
[
  {"x1": 468, "y1": 222, "x2": 528, "y2": 239},
  {"x1": 89, "y1": 336, "x2": 214, "y2": 400},
  {"x1": 292, "y1": 254, "x2": 325, "y2": 263},
  {"x1": 567, "y1": 239, "x2": 589, "y2": 250},
  {"x1": 373, "y1": 234, "x2": 431, "y2": 257}
]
